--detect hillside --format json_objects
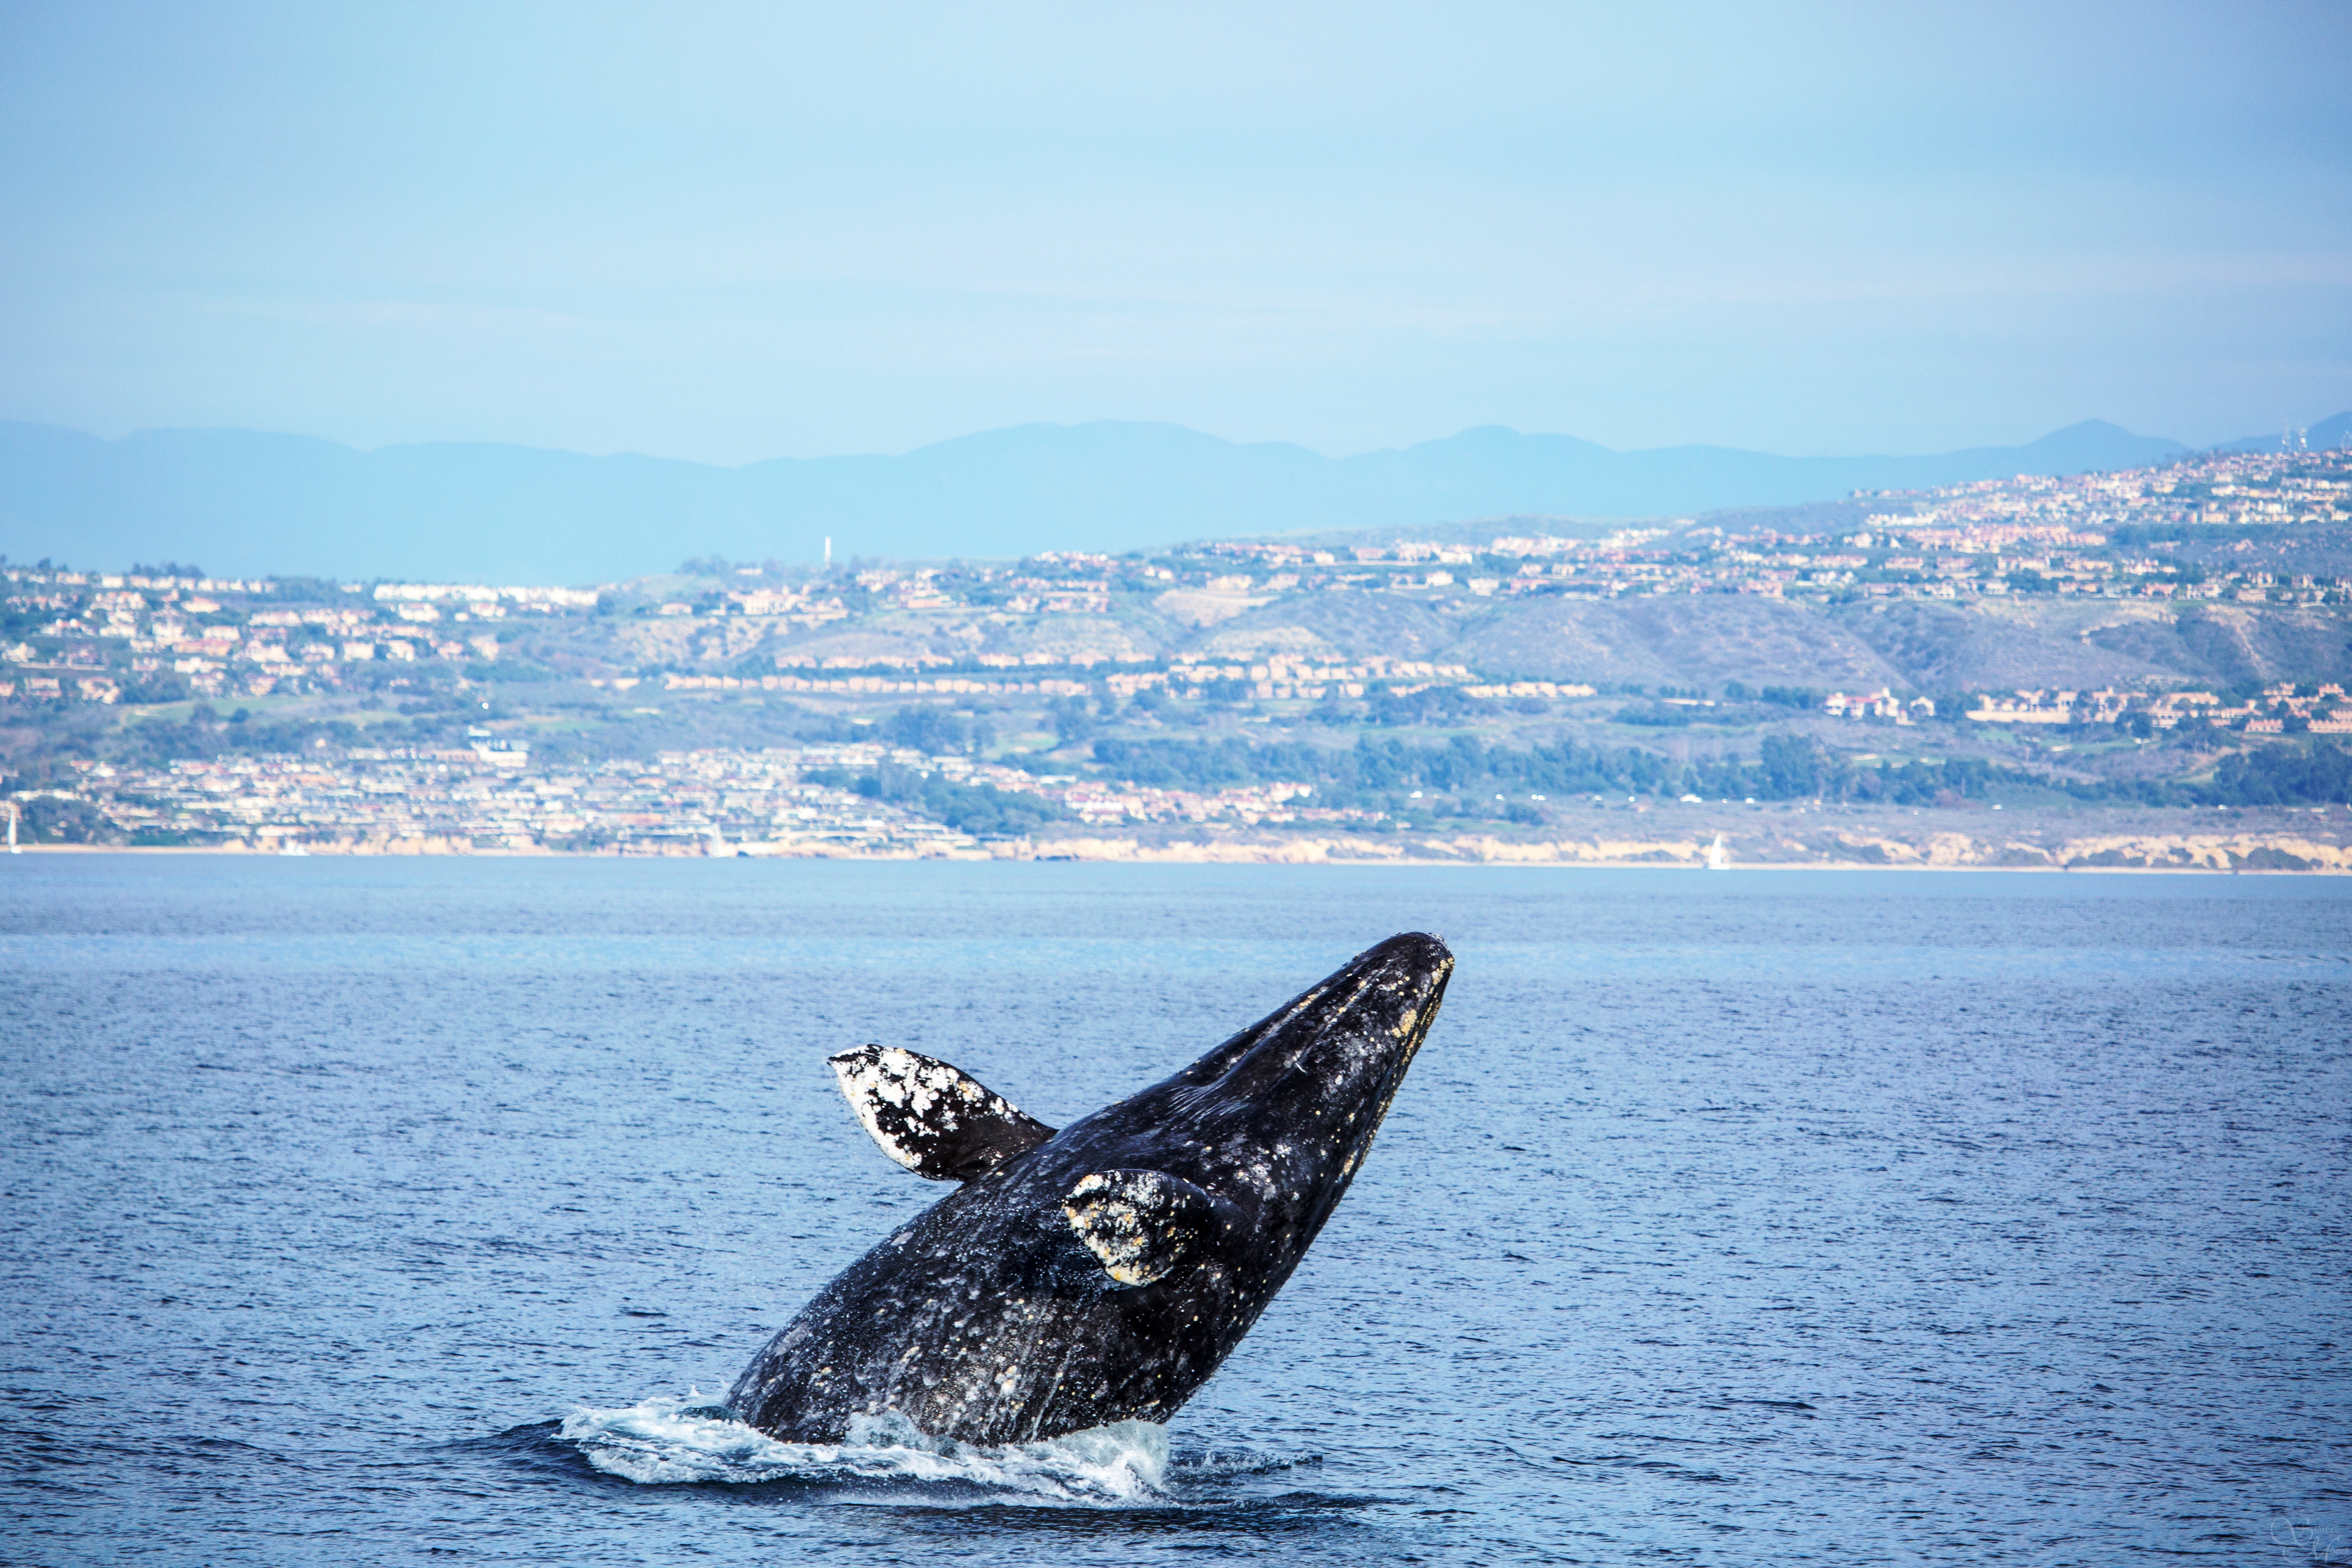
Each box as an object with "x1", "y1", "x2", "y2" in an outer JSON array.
[{"x1": 611, "y1": 589, "x2": 2352, "y2": 696}]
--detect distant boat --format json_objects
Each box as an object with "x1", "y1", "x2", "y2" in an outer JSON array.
[
  {"x1": 1705, "y1": 833, "x2": 1729, "y2": 870},
  {"x1": 279, "y1": 842, "x2": 308, "y2": 857}
]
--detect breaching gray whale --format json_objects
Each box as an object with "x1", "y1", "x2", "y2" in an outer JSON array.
[{"x1": 727, "y1": 931, "x2": 1454, "y2": 1445}]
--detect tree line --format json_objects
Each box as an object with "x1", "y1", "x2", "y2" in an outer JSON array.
[{"x1": 1086, "y1": 731, "x2": 2352, "y2": 810}]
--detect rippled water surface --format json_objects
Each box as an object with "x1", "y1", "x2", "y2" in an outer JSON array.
[{"x1": 4, "y1": 858, "x2": 2348, "y2": 1564}]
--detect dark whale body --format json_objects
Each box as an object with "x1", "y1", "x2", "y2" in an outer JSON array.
[{"x1": 728, "y1": 932, "x2": 1454, "y2": 1445}]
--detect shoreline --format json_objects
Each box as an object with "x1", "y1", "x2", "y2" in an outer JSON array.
[{"x1": 8, "y1": 841, "x2": 2348, "y2": 873}]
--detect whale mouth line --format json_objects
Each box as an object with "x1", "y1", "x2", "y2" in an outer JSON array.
[{"x1": 554, "y1": 1394, "x2": 1316, "y2": 1508}]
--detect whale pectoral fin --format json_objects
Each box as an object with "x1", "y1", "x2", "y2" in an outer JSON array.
[
  {"x1": 1062, "y1": 1169, "x2": 1237, "y2": 1288},
  {"x1": 829, "y1": 1044, "x2": 1056, "y2": 1181}
]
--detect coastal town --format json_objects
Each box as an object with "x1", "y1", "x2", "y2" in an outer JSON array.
[{"x1": 6, "y1": 440, "x2": 2351, "y2": 860}]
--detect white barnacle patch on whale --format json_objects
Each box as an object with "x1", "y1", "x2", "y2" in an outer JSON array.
[
  {"x1": 1063, "y1": 1169, "x2": 1239, "y2": 1288},
  {"x1": 829, "y1": 1044, "x2": 1056, "y2": 1182}
]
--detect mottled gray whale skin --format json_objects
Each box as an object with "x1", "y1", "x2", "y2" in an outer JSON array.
[{"x1": 727, "y1": 932, "x2": 1454, "y2": 1445}]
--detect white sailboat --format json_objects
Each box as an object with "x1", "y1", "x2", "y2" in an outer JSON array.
[{"x1": 1705, "y1": 833, "x2": 1729, "y2": 870}]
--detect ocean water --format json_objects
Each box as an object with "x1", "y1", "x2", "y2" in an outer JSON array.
[{"x1": 2, "y1": 857, "x2": 2347, "y2": 1566}]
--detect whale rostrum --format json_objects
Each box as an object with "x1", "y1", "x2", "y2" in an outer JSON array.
[{"x1": 727, "y1": 932, "x2": 1455, "y2": 1445}]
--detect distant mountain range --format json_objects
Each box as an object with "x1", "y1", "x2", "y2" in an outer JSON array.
[{"x1": 4, "y1": 414, "x2": 2341, "y2": 585}]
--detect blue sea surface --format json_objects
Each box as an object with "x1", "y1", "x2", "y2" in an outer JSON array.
[{"x1": 2, "y1": 858, "x2": 2347, "y2": 1564}]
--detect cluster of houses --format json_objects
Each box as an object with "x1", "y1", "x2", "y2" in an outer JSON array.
[
  {"x1": 52, "y1": 745, "x2": 956, "y2": 855},
  {"x1": 1878, "y1": 448, "x2": 2350, "y2": 539},
  {"x1": 666, "y1": 671, "x2": 1096, "y2": 697},
  {"x1": 1807, "y1": 680, "x2": 2352, "y2": 734},
  {"x1": 36, "y1": 739, "x2": 1387, "y2": 853},
  {"x1": 1, "y1": 569, "x2": 605, "y2": 702},
  {"x1": 1822, "y1": 689, "x2": 1938, "y2": 723},
  {"x1": 1960, "y1": 683, "x2": 2351, "y2": 732}
]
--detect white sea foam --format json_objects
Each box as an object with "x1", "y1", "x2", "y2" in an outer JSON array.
[{"x1": 559, "y1": 1394, "x2": 1171, "y2": 1503}]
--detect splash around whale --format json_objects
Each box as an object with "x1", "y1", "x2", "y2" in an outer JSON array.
[{"x1": 727, "y1": 932, "x2": 1455, "y2": 1446}]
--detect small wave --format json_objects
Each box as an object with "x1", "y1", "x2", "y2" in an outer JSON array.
[{"x1": 559, "y1": 1394, "x2": 1171, "y2": 1503}]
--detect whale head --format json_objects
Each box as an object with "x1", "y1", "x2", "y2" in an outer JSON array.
[{"x1": 1057, "y1": 930, "x2": 1456, "y2": 1275}]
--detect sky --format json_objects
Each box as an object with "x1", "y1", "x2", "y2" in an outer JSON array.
[{"x1": 1, "y1": 1, "x2": 2347, "y2": 464}]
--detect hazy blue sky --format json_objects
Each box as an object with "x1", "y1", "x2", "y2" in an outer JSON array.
[{"x1": 2, "y1": 1, "x2": 2346, "y2": 462}]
